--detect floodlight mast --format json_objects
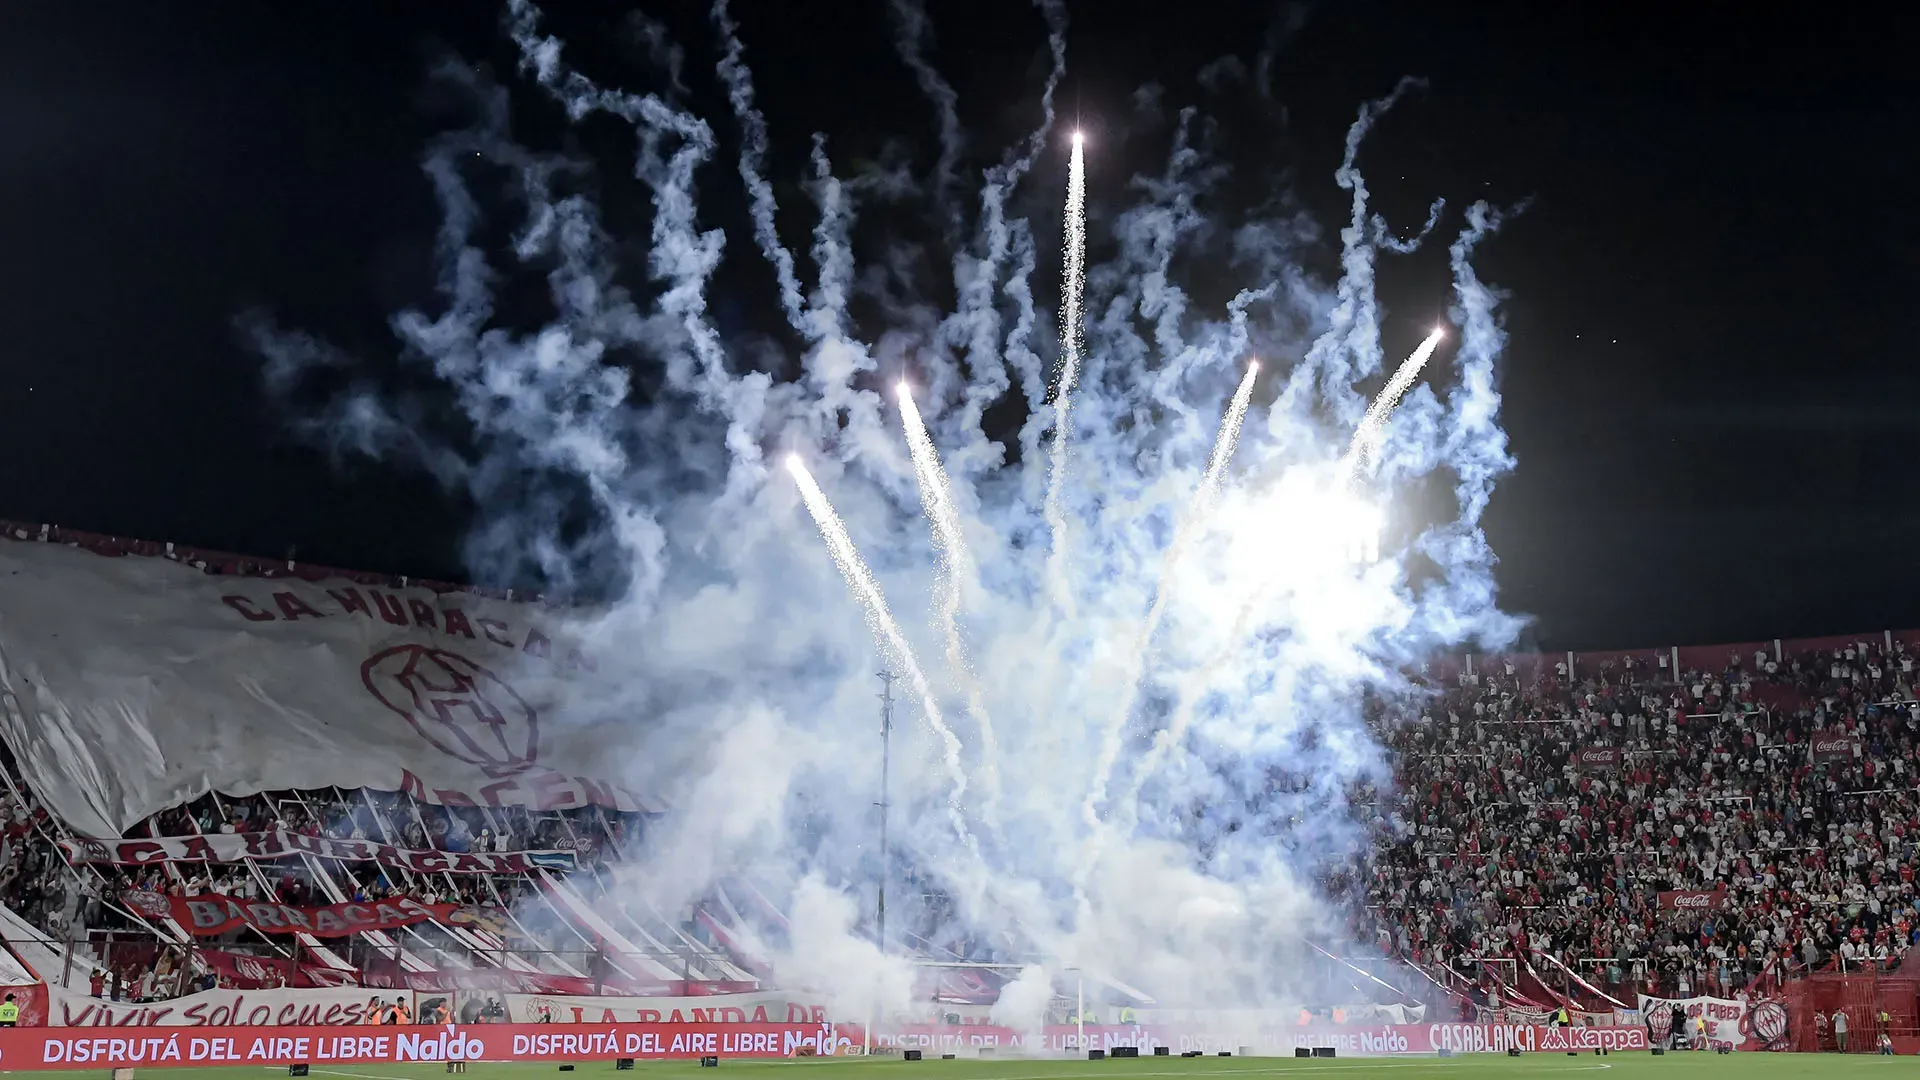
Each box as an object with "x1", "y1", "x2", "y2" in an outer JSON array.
[{"x1": 876, "y1": 671, "x2": 896, "y2": 955}]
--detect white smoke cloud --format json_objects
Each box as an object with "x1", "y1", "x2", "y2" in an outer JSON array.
[
  {"x1": 987, "y1": 963, "x2": 1053, "y2": 1036},
  {"x1": 886, "y1": 0, "x2": 965, "y2": 234},
  {"x1": 249, "y1": 1, "x2": 1521, "y2": 1025}
]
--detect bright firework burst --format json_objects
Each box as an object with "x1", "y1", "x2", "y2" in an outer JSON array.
[{"x1": 251, "y1": 0, "x2": 1520, "y2": 1022}]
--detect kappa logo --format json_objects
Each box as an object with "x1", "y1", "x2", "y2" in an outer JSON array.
[{"x1": 362, "y1": 645, "x2": 540, "y2": 776}]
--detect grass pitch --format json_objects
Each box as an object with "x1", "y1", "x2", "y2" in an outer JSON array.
[{"x1": 14, "y1": 1053, "x2": 1901, "y2": 1080}]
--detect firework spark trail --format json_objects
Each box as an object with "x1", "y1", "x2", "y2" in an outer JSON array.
[
  {"x1": 252, "y1": 1, "x2": 1526, "y2": 1016},
  {"x1": 896, "y1": 383, "x2": 1003, "y2": 825},
  {"x1": 1041, "y1": 131, "x2": 1087, "y2": 617},
  {"x1": 1073, "y1": 360, "x2": 1261, "y2": 878},
  {"x1": 1107, "y1": 331, "x2": 1444, "y2": 846},
  {"x1": 785, "y1": 455, "x2": 977, "y2": 850},
  {"x1": 1343, "y1": 326, "x2": 1446, "y2": 483}
]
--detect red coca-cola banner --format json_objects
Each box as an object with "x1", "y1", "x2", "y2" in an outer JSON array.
[
  {"x1": 126, "y1": 891, "x2": 502, "y2": 938},
  {"x1": 1659, "y1": 888, "x2": 1729, "y2": 911},
  {"x1": 1811, "y1": 736, "x2": 1858, "y2": 763},
  {"x1": 60, "y1": 832, "x2": 575, "y2": 874},
  {"x1": 1571, "y1": 747, "x2": 1622, "y2": 771}
]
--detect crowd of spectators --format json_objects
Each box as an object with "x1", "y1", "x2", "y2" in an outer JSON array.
[
  {"x1": 0, "y1": 738, "x2": 658, "y2": 998},
  {"x1": 11, "y1": 631, "x2": 1920, "y2": 1017},
  {"x1": 1361, "y1": 637, "x2": 1920, "y2": 1011}
]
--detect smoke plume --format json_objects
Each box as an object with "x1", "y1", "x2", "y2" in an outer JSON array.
[{"x1": 248, "y1": 1, "x2": 1520, "y2": 1031}]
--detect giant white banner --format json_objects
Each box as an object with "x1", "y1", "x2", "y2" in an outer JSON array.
[{"x1": 0, "y1": 537, "x2": 656, "y2": 838}]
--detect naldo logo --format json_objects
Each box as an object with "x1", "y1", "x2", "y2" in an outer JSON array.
[
  {"x1": 396, "y1": 1027, "x2": 485, "y2": 1062},
  {"x1": 1359, "y1": 1029, "x2": 1410, "y2": 1054}
]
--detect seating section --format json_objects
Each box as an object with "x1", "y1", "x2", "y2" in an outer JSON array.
[
  {"x1": 0, "y1": 741, "x2": 756, "y2": 1000},
  {"x1": 1365, "y1": 636, "x2": 1918, "y2": 1013},
  {"x1": 3, "y1": 631, "x2": 1917, "y2": 1015}
]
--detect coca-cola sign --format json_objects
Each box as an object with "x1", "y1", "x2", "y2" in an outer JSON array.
[
  {"x1": 1659, "y1": 889, "x2": 1728, "y2": 911},
  {"x1": 1811, "y1": 736, "x2": 1858, "y2": 763},
  {"x1": 1571, "y1": 747, "x2": 1622, "y2": 771}
]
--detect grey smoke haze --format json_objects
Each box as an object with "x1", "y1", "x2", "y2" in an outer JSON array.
[{"x1": 246, "y1": 1, "x2": 1520, "y2": 1026}]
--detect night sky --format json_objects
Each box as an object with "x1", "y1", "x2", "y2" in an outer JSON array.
[{"x1": 0, "y1": 3, "x2": 1910, "y2": 651}]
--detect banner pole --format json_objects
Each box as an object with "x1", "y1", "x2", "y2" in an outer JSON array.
[{"x1": 1077, "y1": 972, "x2": 1085, "y2": 1051}]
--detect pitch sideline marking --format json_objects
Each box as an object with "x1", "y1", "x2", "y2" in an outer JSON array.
[
  {"x1": 964, "y1": 1062, "x2": 1612, "y2": 1079},
  {"x1": 282, "y1": 1060, "x2": 1616, "y2": 1079}
]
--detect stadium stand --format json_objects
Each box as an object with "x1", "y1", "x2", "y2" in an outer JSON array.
[
  {"x1": 1361, "y1": 639, "x2": 1920, "y2": 1049},
  {"x1": 0, "y1": 739, "x2": 766, "y2": 1000},
  {"x1": 0, "y1": 520, "x2": 1914, "y2": 1051}
]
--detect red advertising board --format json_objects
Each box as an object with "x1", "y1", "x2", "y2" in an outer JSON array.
[
  {"x1": 878, "y1": 1021, "x2": 1649, "y2": 1057},
  {"x1": 0, "y1": 1020, "x2": 1650, "y2": 1068},
  {"x1": 1, "y1": 1023, "x2": 851, "y2": 1069}
]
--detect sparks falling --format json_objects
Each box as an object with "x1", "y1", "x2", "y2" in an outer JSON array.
[
  {"x1": 257, "y1": 3, "x2": 1520, "y2": 1012},
  {"x1": 1041, "y1": 129, "x2": 1088, "y2": 618},
  {"x1": 785, "y1": 453, "x2": 976, "y2": 849},
  {"x1": 1345, "y1": 325, "x2": 1448, "y2": 482},
  {"x1": 897, "y1": 382, "x2": 1003, "y2": 823},
  {"x1": 1076, "y1": 359, "x2": 1262, "y2": 871}
]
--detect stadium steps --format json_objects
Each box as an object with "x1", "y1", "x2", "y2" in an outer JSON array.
[
  {"x1": 173, "y1": 796, "x2": 356, "y2": 976},
  {"x1": 344, "y1": 790, "x2": 565, "y2": 976},
  {"x1": 0, "y1": 903, "x2": 85, "y2": 989},
  {"x1": 292, "y1": 827, "x2": 443, "y2": 975},
  {"x1": 535, "y1": 869, "x2": 682, "y2": 982},
  {"x1": 528, "y1": 808, "x2": 750, "y2": 983},
  {"x1": 577, "y1": 871, "x2": 754, "y2": 984},
  {"x1": 694, "y1": 903, "x2": 771, "y2": 980},
  {"x1": 296, "y1": 787, "x2": 587, "y2": 978}
]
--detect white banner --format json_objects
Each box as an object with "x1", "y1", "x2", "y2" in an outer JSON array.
[
  {"x1": 0, "y1": 539, "x2": 657, "y2": 838},
  {"x1": 1638, "y1": 993, "x2": 1788, "y2": 1051},
  {"x1": 507, "y1": 992, "x2": 830, "y2": 1025},
  {"x1": 47, "y1": 984, "x2": 396, "y2": 1027}
]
